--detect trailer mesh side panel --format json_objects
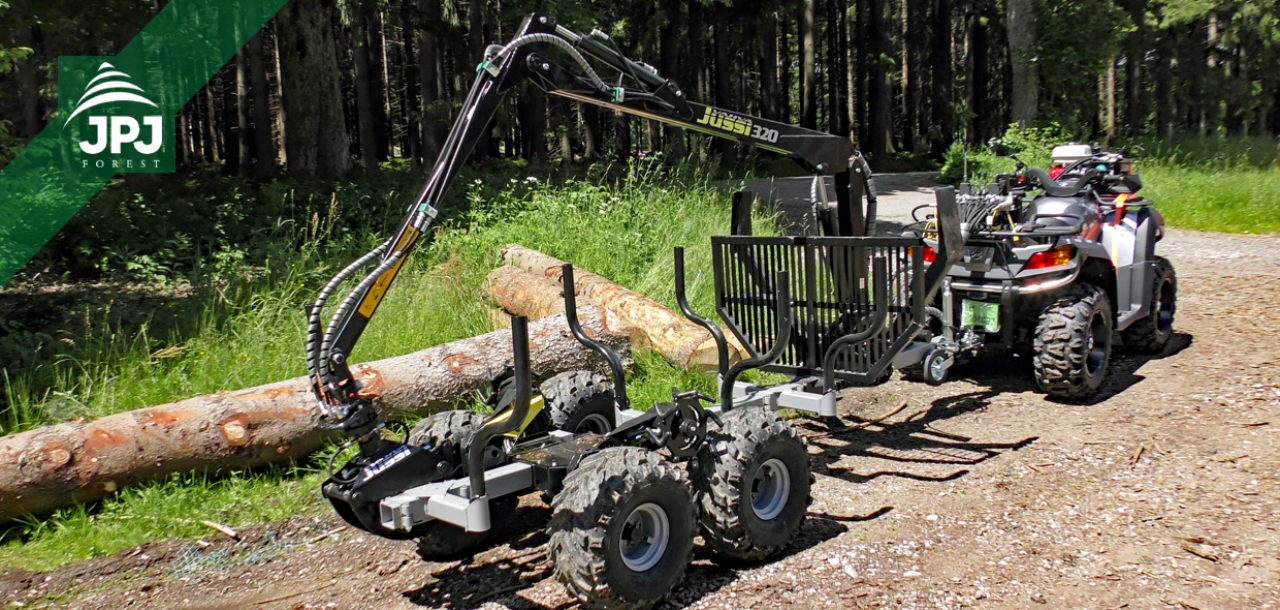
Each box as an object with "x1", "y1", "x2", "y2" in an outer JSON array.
[{"x1": 711, "y1": 236, "x2": 924, "y2": 382}]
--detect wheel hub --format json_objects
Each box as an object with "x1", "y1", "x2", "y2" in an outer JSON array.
[
  {"x1": 576, "y1": 413, "x2": 613, "y2": 434},
  {"x1": 619, "y1": 502, "x2": 670, "y2": 572},
  {"x1": 750, "y1": 458, "x2": 791, "y2": 520}
]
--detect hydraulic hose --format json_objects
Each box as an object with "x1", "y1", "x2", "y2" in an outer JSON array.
[{"x1": 483, "y1": 32, "x2": 610, "y2": 93}]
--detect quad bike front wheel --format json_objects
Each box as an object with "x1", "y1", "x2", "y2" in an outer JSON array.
[
  {"x1": 1032, "y1": 284, "x2": 1113, "y2": 400},
  {"x1": 1121, "y1": 256, "x2": 1177, "y2": 354},
  {"x1": 692, "y1": 406, "x2": 812, "y2": 562},
  {"x1": 547, "y1": 447, "x2": 695, "y2": 608}
]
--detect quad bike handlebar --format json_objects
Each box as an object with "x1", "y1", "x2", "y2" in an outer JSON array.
[{"x1": 1026, "y1": 167, "x2": 1097, "y2": 197}]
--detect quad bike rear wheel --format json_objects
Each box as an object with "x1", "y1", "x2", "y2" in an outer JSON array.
[
  {"x1": 1032, "y1": 284, "x2": 1113, "y2": 400},
  {"x1": 692, "y1": 406, "x2": 812, "y2": 562},
  {"x1": 1121, "y1": 256, "x2": 1177, "y2": 354},
  {"x1": 547, "y1": 447, "x2": 695, "y2": 608},
  {"x1": 538, "y1": 370, "x2": 616, "y2": 434}
]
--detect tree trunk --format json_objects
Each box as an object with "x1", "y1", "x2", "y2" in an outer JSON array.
[
  {"x1": 495, "y1": 246, "x2": 748, "y2": 370},
  {"x1": 278, "y1": 0, "x2": 351, "y2": 175},
  {"x1": 203, "y1": 86, "x2": 220, "y2": 163},
  {"x1": 800, "y1": 0, "x2": 818, "y2": 129},
  {"x1": 13, "y1": 22, "x2": 42, "y2": 139},
  {"x1": 367, "y1": 2, "x2": 390, "y2": 160},
  {"x1": 868, "y1": 0, "x2": 895, "y2": 156},
  {"x1": 660, "y1": 0, "x2": 687, "y2": 158},
  {"x1": 417, "y1": 0, "x2": 442, "y2": 162},
  {"x1": 0, "y1": 309, "x2": 629, "y2": 523},
  {"x1": 758, "y1": 10, "x2": 779, "y2": 121},
  {"x1": 577, "y1": 104, "x2": 598, "y2": 161},
  {"x1": 713, "y1": 18, "x2": 736, "y2": 164},
  {"x1": 1005, "y1": 0, "x2": 1038, "y2": 127},
  {"x1": 352, "y1": 0, "x2": 380, "y2": 171},
  {"x1": 247, "y1": 28, "x2": 276, "y2": 174},
  {"x1": 1121, "y1": 0, "x2": 1146, "y2": 136},
  {"x1": 519, "y1": 88, "x2": 547, "y2": 164},
  {"x1": 828, "y1": 0, "x2": 842, "y2": 134},
  {"x1": 780, "y1": 13, "x2": 792, "y2": 124},
  {"x1": 1104, "y1": 59, "x2": 1117, "y2": 140}
]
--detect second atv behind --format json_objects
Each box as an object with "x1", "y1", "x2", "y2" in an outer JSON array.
[{"x1": 905, "y1": 143, "x2": 1178, "y2": 400}]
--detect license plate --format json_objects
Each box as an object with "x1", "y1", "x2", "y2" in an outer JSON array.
[{"x1": 961, "y1": 299, "x2": 1000, "y2": 332}]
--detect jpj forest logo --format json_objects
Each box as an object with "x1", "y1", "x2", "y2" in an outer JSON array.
[{"x1": 58, "y1": 57, "x2": 174, "y2": 173}]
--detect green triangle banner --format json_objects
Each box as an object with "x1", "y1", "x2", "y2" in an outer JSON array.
[{"x1": 0, "y1": 0, "x2": 289, "y2": 286}]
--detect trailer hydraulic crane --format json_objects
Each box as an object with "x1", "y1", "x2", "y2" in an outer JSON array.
[{"x1": 306, "y1": 13, "x2": 875, "y2": 445}]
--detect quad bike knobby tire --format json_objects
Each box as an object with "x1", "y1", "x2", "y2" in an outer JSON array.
[
  {"x1": 547, "y1": 447, "x2": 695, "y2": 608},
  {"x1": 408, "y1": 410, "x2": 513, "y2": 559},
  {"x1": 691, "y1": 406, "x2": 812, "y2": 562},
  {"x1": 1120, "y1": 256, "x2": 1177, "y2": 354},
  {"x1": 1032, "y1": 284, "x2": 1113, "y2": 400},
  {"x1": 538, "y1": 370, "x2": 616, "y2": 434}
]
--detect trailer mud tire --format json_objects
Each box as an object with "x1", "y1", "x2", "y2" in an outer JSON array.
[
  {"x1": 692, "y1": 406, "x2": 812, "y2": 562},
  {"x1": 1033, "y1": 283, "x2": 1113, "y2": 400},
  {"x1": 407, "y1": 409, "x2": 506, "y2": 473},
  {"x1": 548, "y1": 447, "x2": 694, "y2": 609},
  {"x1": 538, "y1": 370, "x2": 615, "y2": 434},
  {"x1": 1120, "y1": 256, "x2": 1177, "y2": 354}
]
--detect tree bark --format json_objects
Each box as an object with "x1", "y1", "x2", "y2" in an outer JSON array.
[
  {"x1": 278, "y1": 0, "x2": 351, "y2": 175},
  {"x1": 417, "y1": 0, "x2": 442, "y2": 162},
  {"x1": 1006, "y1": 0, "x2": 1038, "y2": 127},
  {"x1": 352, "y1": 0, "x2": 380, "y2": 170},
  {"x1": 366, "y1": 2, "x2": 390, "y2": 160},
  {"x1": 247, "y1": 28, "x2": 276, "y2": 174},
  {"x1": 660, "y1": 0, "x2": 688, "y2": 157},
  {"x1": 0, "y1": 309, "x2": 629, "y2": 523},
  {"x1": 868, "y1": 0, "x2": 895, "y2": 156},
  {"x1": 800, "y1": 0, "x2": 818, "y2": 129},
  {"x1": 713, "y1": 17, "x2": 736, "y2": 164},
  {"x1": 496, "y1": 245, "x2": 748, "y2": 370}
]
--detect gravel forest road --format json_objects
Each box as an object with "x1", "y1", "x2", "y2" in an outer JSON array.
[{"x1": 3, "y1": 180, "x2": 1278, "y2": 610}]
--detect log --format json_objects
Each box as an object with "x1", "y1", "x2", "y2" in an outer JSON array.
[
  {"x1": 495, "y1": 244, "x2": 747, "y2": 369},
  {"x1": 0, "y1": 307, "x2": 629, "y2": 523}
]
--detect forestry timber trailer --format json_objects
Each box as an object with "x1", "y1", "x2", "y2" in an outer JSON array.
[{"x1": 307, "y1": 13, "x2": 963, "y2": 607}]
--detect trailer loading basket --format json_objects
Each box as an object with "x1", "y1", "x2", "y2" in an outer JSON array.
[{"x1": 711, "y1": 235, "x2": 927, "y2": 386}]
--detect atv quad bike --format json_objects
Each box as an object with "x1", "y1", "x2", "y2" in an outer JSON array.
[
  {"x1": 905, "y1": 143, "x2": 1177, "y2": 400},
  {"x1": 304, "y1": 12, "x2": 972, "y2": 607}
]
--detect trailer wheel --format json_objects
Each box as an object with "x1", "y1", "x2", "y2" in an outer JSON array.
[
  {"x1": 408, "y1": 410, "x2": 518, "y2": 559},
  {"x1": 538, "y1": 370, "x2": 615, "y2": 434},
  {"x1": 692, "y1": 406, "x2": 811, "y2": 562},
  {"x1": 548, "y1": 447, "x2": 694, "y2": 608},
  {"x1": 1033, "y1": 283, "x2": 1113, "y2": 400},
  {"x1": 407, "y1": 410, "x2": 505, "y2": 474},
  {"x1": 1121, "y1": 256, "x2": 1177, "y2": 354},
  {"x1": 415, "y1": 494, "x2": 518, "y2": 559},
  {"x1": 922, "y1": 348, "x2": 950, "y2": 386}
]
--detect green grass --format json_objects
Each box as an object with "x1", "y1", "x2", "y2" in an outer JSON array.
[
  {"x1": 0, "y1": 465, "x2": 326, "y2": 571},
  {"x1": 0, "y1": 162, "x2": 777, "y2": 570},
  {"x1": 1141, "y1": 164, "x2": 1280, "y2": 233}
]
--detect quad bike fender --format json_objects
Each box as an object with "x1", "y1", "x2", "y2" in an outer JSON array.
[{"x1": 1101, "y1": 207, "x2": 1162, "y2": 331}]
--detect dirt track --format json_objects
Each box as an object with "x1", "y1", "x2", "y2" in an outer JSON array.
[{"x1": 3, "y1": 224, "x2": 1279, "y2": 609}]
